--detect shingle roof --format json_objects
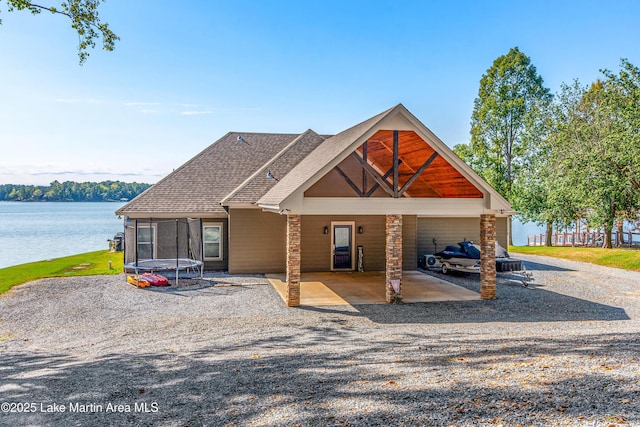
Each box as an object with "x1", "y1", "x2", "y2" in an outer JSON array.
[
  {"x1": 257, "y1": 105, "x2": 396, "y2": 207},
  {"x1": 118, "y1": 104, "x2": 512, "y2": 217},
  {"x1": 116, "y1": 132, "x2": 302, "y2": 216},
  {"x1": 222, "y1": 130, "x2": 326, "y2": 204}
]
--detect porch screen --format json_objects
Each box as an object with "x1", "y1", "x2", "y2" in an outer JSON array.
[{"x1": 123, "y1": 217, "x2": 204, "y2": 266}]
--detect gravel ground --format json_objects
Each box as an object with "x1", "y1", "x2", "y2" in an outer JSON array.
[{"x1": 1, "y1": 255, "x2": 639, "y2": 426}]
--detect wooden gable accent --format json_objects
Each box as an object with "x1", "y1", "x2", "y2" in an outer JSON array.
[
  {"x1": 304, "y1": 129, "x2": 483, "y2": 198},
  {"x1": 356, "y1": 130, "x2": 483, "y2": 198}
]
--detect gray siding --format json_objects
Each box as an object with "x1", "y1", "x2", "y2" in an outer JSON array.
[
  {"x1": 402, "y1": 215, "x2": 417, "y2": 270},
  {"x1": 496, "y1": 217, "x2": 508, "y2": 248},
  {"x1": 417, "y1": 216, "x2": 508, "y2": 259},
  {"x1": 301, "y1": 214, "x2": 417, "y2": 272},
  {"x1": 301, "y1": 215, "x2": 386, "y2": 272},
  {"x1": 228, "y1": 209, "x2": 286, "y2": 274}
]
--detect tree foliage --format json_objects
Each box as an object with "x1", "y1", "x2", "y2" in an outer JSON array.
[
  {"x1": 515, "y1": 80, "x2": 586, "y2": 244},
  {"x1": 455, "y1": 47, "x2": 552, "y2": 203},
  {"x1": 454, "y1": 47, "x2": 551, "y2": 245},
  {"x1": 457, "y1": 49, "x2": 640, "y2": 249},
  {"x1": 1, "y1": 0, "x2": 118, "y2": 64},
  {"x1": 549, "y1": 61, "x2": 640, "y2": 247},
  {"x1": 0, "y1": 180, "x2": 151, "y2": 202},
  {"x1": 517, "y1": 60, "x2": 640, "y2": 248}
]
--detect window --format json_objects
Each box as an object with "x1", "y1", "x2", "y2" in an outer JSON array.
[
  {"x1": 137, "y1": 225, "x2": 156, "y2": 259},
  {"x1": 203, "y1": 223, "x2": 223, "y2": 260}
]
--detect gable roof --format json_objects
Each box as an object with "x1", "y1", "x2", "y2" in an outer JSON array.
[
  {"x1": 221, "y1": 130, "x2": 326, "y2": 205},
  {"x1": 118, "y1": 104, "x2": 512, "y2": 218},
  {"x1": 117, "y1": 132, "x2": 304, "y2": 216},
  {"x1": 257, "y1": 104, "x2": 511, "y2": 212},
  {"x1": 257, "y1": 106, "x2": 395, "y2": 207}
]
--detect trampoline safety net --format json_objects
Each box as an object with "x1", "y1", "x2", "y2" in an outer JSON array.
[{"x1": 123, "y1": 218, "x2": 204, "y2": 279}]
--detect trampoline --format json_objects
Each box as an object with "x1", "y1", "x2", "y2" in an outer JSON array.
[
  {"x1": 123, "y1": 218, "x2": 205, "y2": 285},
  {"x1": 124, "y1": 258, "x2": 204, "y2": 283}
]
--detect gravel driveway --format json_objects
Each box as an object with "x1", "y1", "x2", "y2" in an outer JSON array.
[{"x1": 1, "y1": 255, "x2": 639, "y2": 426}]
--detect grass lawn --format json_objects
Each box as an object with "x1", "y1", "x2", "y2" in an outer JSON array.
[
  {"x1": 0, "y1": 251, "x2": 123, "y2": 295},
  {"x1": 510, "y1": 245, "x2": 640, "y2": 272}
]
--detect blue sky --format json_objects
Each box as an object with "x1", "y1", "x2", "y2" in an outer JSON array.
[{"x1": 1, "y1": 0, "x2": 639, "y2": 185}]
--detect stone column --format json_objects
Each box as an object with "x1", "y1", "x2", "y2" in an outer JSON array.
[
  {"x1": 385, "y1": 214, "x2": 403, "y2": 303},
  {"x1": 480, "y1": 214, "x2": 496, "y2": 300},
  {"x1": 286, "y1": 214, "x2": 301, "y2": 307}
]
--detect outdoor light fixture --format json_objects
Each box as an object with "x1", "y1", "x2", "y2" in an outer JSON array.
[
  {"x1": 323, "y1": 226, "x2": 329, "y2": 234},
  {"x1": 358, "y1": 226, "x2": 364, "y2": 234}
]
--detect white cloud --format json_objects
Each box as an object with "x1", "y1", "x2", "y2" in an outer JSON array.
[
  {"x1": 123, "y1": 102, "x2": 161, "y2": 107},
  {"x1": 55, "y1": 98, "x2": 103, "y2": 104},
  {"x1": 180, "y1": 110, "x2": 214, "y2": 116}
]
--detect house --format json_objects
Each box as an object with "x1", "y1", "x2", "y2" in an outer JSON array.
[{"x1": 116, "y1": 104, "x2": 511, "y2": 306}]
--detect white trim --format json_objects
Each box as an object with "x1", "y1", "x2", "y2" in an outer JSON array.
[
  {"x1": 203, "y1": 222, "x2": 224, "y2": 261},
  {"x1": 330, "y1": 221, "x2": 356, "y2": 271},
  {"x1": 257, "y1": 104, "x2": 512, "y2": 214},
  {"x1": 393, "y1": 107, "x2": 511, "y2": 208},
  {"x1": 282, "y1": 197, "x2": 509, "y2": 216},
  {"x1": 225, "y1": 202, "x2": 260, "y2": 209}
]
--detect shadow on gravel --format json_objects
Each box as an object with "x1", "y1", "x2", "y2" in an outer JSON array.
[
  {"x1": 514, "y1": 260, "x2": 574, "y2": 272},
  {"x1": 2, "y1": 333, "x2": 639, "y2": 427},
  {"x1": 144, "y1": 283, "x2": 262, "y2": 298},
  {"x1": 297, "y1": 268, "x2": 630, "y2": 324},
  {"x1": 347, "y1": 290, "x2": 630, "y2": 324}
]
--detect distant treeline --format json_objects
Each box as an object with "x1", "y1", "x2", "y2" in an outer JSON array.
[{"x1": 0, "y1": 180, "x2": 152, "y2": 202}]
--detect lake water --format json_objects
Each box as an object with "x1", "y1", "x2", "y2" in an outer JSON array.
[
  {"x1": 0, "y1": 201, "x2": 544, "y2": 269},
  {"x1": 0, "y1": 202, "x2": 125, "y2": 269},
  {"x1": 512, "y1": 217, "x2": 545, "y2": 246}
]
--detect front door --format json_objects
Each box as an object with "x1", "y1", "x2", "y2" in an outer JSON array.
[{"x1": 332, "y1": 222, "x2": 354, "y2": 270}]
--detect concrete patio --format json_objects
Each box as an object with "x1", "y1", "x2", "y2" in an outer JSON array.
[{"x1": 267, "y1": 270, "x2": 479, "y2": 306}]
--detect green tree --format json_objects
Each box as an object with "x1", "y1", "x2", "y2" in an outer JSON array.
[
  {"x1": 1, "y1": 0, "x2": 118, "y2": 64},
  {"x1": 515, "y1": 80, "x2": 586, "y2": 245},
  {"x1": 526, "y1": 60, "x2": 640, "y2": 249},
  {"x1": 455, "y1": 46, "x2": 552, "y2": 244},
  {"x1": 558, "y1": 61, "x2": 640, "y2": 248},
  {"x1": 0, "y1": 180, "x2": 151, "y2": 201}
]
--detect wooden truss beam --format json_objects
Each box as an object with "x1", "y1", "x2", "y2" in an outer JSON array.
[
  {"x1": 334, "y1": 165, "x2": 364, "y2": 197},
  {"x1": 393, "y1": 130, "x2": 399, "y2": 198},
  {"x1": 351, "y1": 152, "x2": 396, "y2": 198},
  {"x1": 365, "y1": 162, "x2": 401, "y2": 197},
  {"x1": 362, "y1": 141, "x2": 368, "y2": 197},
  {"x1": 398, "y1": 151, "x2": 439, "y2": 197}
]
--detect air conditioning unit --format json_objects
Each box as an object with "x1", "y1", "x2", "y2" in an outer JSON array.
[{"x1": 423, "y1": 254, "x2": 439, "y2": 268}]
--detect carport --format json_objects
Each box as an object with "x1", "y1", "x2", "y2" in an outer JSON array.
[
  {"x1": 257, "y1": 105, "x2": 512, "y2": 307},
  {"x1": 268, "y1": 271, "x2": 479, "y2": 306}
]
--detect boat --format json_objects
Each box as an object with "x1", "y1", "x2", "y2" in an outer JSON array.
[
  {"x1": 423, "y1": 241, "x2": 527, "y2": 278},
  {"x1": 428, "y1": 241, "x2": 482, "y2": 273}
]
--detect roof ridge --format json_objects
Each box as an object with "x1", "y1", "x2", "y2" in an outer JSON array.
[
  {"x1": 220, "y1": 129, "x2": 324, "y2": 205},
  {"x1": 257, "y1": 105, "x2": 400, "y2": 207},
  {"x1": 324, "y1": 105, "x2": 397, "y2": 142}
]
